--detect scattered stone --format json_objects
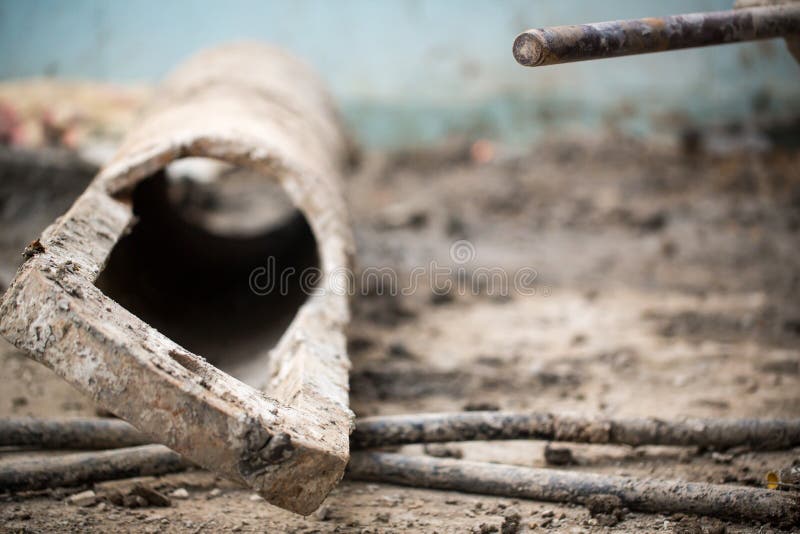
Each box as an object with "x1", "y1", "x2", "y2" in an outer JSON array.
[
  {"x1": 672, "y1": 514, "x2": 727, "y2": 534},
  {"x1": 248, "y1": 494, "x2": 263, "y2": 502},
  {"x1": 585, "y1": 494, "x2": 626, "y2": 527},
  {"x1": 169, "y1": 488, "x2": 189, "y2": 499},
  {"x1": 121, "y1": 495, "x2": 148, "y2": 509},
  {"x1": 207, "y1": 488, "x2": 222, "y2": 499},
  {"x1": 131, "y1": 484, "x2": 171, "y2": 507},
  {"x1": 314, "y1": 505, "x2": 331, "y2": 521},
  {"x1": 585, "y1": 494, "x2": 622, "y2": 515},
  {"x1": 544, "y1": 444, "x2": 576, "y2": 466},
  {"x1": 473, "y1": 523, "x2": 499, "y2": 533},
  {"x1": 68, "y1": 490, "x2": 97, "y2": 507},
  {"x1": 711, "y1": 452, "x2": 734, "y2": 464},
  {"x1": 375, "y1": 512, "x2": 390, "y2": 523},
  {"x1": 501, "y1": 511, "x2": 522, "y2": 534}
]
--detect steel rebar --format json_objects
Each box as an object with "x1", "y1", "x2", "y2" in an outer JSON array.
[
  {"x1": 3, "y1": 413, "x2": 800, "y2": 452},
  {"x1": 513, "y1": 5, "x2": 800, "y2": 67},
  {"x1": 352, "y1": 411, "x2": 800, "y2": 450},
  {"x1": 0, "y1": 445, "x2": 191, "y2": 492},
  {"x1": 0, "y1": 417, "x2": 150, "y2": 450},
  {"x1": 347, "y1": 452, "x2": 800, "y2": 525},
  {"x1": 3, "y1": 444, "x2": 795, "y2": 524}
]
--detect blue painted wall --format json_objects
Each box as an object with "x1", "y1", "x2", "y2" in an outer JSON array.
[{"x1": 1, "y1": 0, "x2": 798, "y2": 146}]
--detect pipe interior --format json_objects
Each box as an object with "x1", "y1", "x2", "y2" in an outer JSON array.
[{"x1": 96, "y1": 158, "x2": 318, "y2": 385}]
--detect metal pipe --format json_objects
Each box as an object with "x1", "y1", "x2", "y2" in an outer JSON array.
[{"x1": 513, "y1": 5, "x2": 800, "y2": 67}]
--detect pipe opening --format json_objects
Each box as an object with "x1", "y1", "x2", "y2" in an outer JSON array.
[{"x1": 96, "y1": 158, "x2": 318, "y2": 385}]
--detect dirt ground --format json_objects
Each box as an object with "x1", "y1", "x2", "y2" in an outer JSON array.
[{"x1": 1, "y1": 85, "x2": 799, "y2": 532}]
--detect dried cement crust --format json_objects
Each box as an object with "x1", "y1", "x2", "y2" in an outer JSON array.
[{"x1": 0, "y1": 43, "x2": 354, "y2": 515}]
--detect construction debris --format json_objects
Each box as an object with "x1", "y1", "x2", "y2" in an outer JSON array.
[{"x1": 0, "y1": 43, "x2": 355, "y2": 515}]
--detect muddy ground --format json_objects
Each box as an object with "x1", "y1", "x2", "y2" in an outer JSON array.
[{"x1": 0, "y1": 85, "x2": 799, "y2": 532}]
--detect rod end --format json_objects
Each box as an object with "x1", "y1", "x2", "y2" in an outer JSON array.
[{"x1": 513, "y1": 31, "x2": 546, "y2": 67}]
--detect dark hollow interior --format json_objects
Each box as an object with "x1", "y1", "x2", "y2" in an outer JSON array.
[{"x1": 96, "y1": 168, "x2": 318, "y2": 377}]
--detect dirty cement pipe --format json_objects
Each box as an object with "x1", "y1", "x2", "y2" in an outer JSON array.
[
  {"x1": 347, "y1": 452, "x2": 800, "y2": 525},
  {"x1": 3, "y1": 413, "x2": 800, "y2": 451},
  {"x1": 513, "y1": 5, "x2": 800, "y2": 66},
  {"x1": 0, "y1": 43, "x2": 355, "y2": 515}
]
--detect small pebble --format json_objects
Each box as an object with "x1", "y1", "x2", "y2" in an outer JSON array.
[
  {"x1": 132, "y1": 484, "x2": 171, "y2": 507},
  {"x1": 169, "y1": 488, "x2": 189, "y2": 499},
  {"x1": 314, "y1": 505, "x2": 331, "y2": 521},
  {"x1": 121, "y1": 495, "x2": 148, "y2": 509},
  {"x1": 67, "y1": 490, "x2": 97, "y2": 507}
]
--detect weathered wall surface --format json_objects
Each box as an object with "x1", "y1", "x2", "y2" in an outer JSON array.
[{"x1": 1, "y1": 0, "x2": 798, "y2": 146}]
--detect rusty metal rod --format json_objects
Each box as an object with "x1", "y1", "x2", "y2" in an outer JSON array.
[
  {"x1": 352, "y1": 412, "x2": 800, "y2": 451},
  {"x1": 513, "y1": 5, "x2": 800, "y2": 67},
  {"x1": 3, "y1": 444, "x2": 796, "y2": 524},
  {"x1": 0, "y1": 445, "x2": 191, "y2": 492},
  {"x1": 4, "y1": 413, "x2": 800, "y2": 452},
  {"x1": 347, "y1": 452, "x2": 800, "y2": 525},
  {"x1": 0, "y1": 417, "x2": 150, "y2": 450}
]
